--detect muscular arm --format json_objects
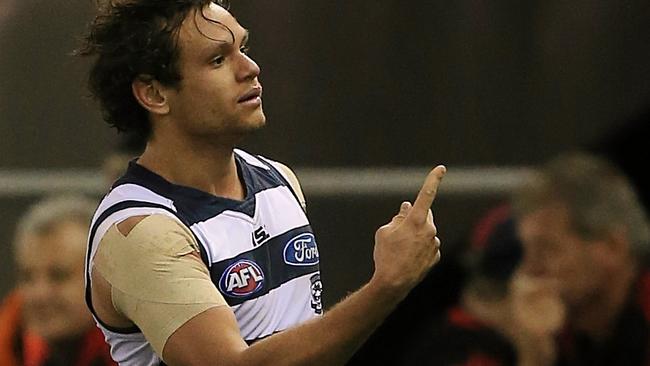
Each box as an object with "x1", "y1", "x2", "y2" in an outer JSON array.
[{"x1": 164, "y1": 276, "x2": 405, "y2": 365}]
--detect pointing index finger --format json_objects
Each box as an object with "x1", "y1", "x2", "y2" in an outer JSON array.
[{"x1": 408, "y1": 165, "x2": 446, "y2": 224}]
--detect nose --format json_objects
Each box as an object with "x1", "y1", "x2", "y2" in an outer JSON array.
[
  {"x1": 237, "y1": 52, "x2": 261, "y2": 82},
  {"x1": 521, "y1": 251, "x2": 550, "y2": 277},
  {"x1": 24, "y1": 275, "x2": 54, "y2": 305}
]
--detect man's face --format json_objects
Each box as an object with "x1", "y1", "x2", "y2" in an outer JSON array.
[
  {"x1": 15, "y1": 220, "x2": 93, "y2": 342},
  {"x1": 165, "y1": 3, "x2": 265, "y2": 141},
  {"x1": 517, "y1": 203, "x2": 602, "y2": 309}
]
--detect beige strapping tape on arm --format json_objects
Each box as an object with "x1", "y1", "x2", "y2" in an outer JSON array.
[{"x1": 93, "y1": 214, "x2": 228, "y2": 357}]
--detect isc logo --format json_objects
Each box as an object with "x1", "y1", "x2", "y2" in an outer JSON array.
[
  {"x1": 284, "y1": 233, "x2": 319, "y2": 266},
  {"x1": 218, "y1": 260, "x2": 265, "y2": 297}
]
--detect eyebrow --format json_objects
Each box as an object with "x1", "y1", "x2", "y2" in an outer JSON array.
[
  {"x1": 200, "y1": 26, "x2": 250, "y2": 61},
  {"x1": 206, "y1": 29, "x2": 249, "y2": 55},
  {"x1": 204, "y1": 41, "x2": 229, "y2": 59}
]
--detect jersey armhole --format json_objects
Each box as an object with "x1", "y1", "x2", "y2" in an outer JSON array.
[{"x1": 256, "y1": 156, "x2": 306, "y2": 212}]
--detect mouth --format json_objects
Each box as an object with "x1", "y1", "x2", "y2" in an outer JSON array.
[{"x1": 238, "y1": 86, "x2": 263, "y2": 104}]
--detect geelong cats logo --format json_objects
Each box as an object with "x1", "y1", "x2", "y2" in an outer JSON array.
[
  {"x1": 284, "y1": 233, "x2": 320, "y2": 266},
  {"x1": 219, "y1": 260, "x2": 265, "y2": 297}
]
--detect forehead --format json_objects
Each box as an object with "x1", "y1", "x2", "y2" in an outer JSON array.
[
  {"x1": 519, "y1": 203, "x2": 574, "y2": 242},
  {"x1": 16, "y1": 220, "x2": 87, "y2": 265},
  {"x1": 178, "y1": 3, "x2": 246, "y2": 54}
]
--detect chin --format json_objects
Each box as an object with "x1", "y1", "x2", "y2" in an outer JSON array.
[
  {"x1": 241, "y1": 113, "x2": 267, "y2": 132},
  {"x1": 203, "y1": 112, "x2": 266, "y2": 142},
  {"x1": 252, "y1": 117, "x2": 267, "y2": 129},
  {"x1": 249, "y1": 109, "x2": 266, "y2": 127},
  {"x1": 32, "y1": 321, "x2": 89, "y2": 342}
]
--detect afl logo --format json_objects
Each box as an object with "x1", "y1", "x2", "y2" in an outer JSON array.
[
  {"x1": 284, "y1": 233, "x2": 319, "y2": 266},
  {"x1": 218, "y1": 260, "x2": 265, "y2": 297}
]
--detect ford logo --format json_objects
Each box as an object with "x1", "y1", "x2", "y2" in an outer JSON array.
[{"x1": 284, "y1": 233, "x2": 319, "y2": 266}]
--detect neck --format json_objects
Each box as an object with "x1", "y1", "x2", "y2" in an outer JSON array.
[
  {"x1": 572, "y1": 261, "x2": 637, "y2": 340},
  {"x1": 137, "y1": 126, "x2": 245, "y2": 200}
]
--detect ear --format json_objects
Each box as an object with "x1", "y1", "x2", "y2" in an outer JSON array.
[{"x1": 131, "y1": 76, "x2": 170, "y2": 116}]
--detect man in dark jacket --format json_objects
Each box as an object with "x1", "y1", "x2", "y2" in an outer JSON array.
[{"x1": 511, "y1": 152, "x2": 650, "y2": 366}]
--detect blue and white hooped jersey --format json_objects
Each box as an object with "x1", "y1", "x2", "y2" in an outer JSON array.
[{"x1": 85, "y1": 149, "x2": 322, "y2": 365}]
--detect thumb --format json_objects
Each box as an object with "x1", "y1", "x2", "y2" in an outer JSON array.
[
  {"x1": 400, "y1": 201, "x2": 412, "y2": 214},
  {"x1": 392, "y1": 201, "x2": 412, "y2": 223}
]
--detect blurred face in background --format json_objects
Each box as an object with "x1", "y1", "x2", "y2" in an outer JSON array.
[
  {"x1": 517, "y1": 202, "x2": 603, "y2": 310},
  {"x1": 15, "y1": 219, "x2": 93, "y2": 342}
]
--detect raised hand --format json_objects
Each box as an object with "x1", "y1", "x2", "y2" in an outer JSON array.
[{"x1": 371, "y1": 165, "x2": 446, "y2": 297}]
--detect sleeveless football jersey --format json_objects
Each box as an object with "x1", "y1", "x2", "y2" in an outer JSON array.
[{"x1": 85, "y1": 149, "x2": 323, "y2": 365}]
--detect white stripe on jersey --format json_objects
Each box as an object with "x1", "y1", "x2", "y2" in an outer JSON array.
[{"x1": 192, "y1": 185, "x2": 310, "y2": 263}]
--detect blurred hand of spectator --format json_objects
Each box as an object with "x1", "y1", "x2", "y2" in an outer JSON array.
[
  {"x1": 508, "y1": 270, "x2": 565, "y2": 366},
  {"x1": 510, "y1": 271, "x2": 565, "y2": 337}
]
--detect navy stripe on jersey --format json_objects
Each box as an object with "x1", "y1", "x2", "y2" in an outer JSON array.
[
  {"x1": 112, "y1": 155, "x2": 286, "y2": 223},
  {"x1": 210, "y1": 225, "x2": 319, "y2": 306}
]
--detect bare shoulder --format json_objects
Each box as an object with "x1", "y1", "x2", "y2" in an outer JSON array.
[
  {"x1": 273, "y1": 161, "x2": 306, "y2": 209},
  {"x1": 273, "y1": 161, "x2": 300, "y2": 183}
]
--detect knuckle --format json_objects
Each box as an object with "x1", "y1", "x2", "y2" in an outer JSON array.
[
  {"x1": 423, "y1": 226, "x2": 436, "y2": 238},
  {"x1": 375, "y1": 225, "x2": 389, "y2": 238},
  {"x1": 402, "y1": 217, "x2": 419, "y2": 229}
]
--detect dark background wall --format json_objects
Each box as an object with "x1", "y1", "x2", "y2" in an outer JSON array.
[{"x1": 1, "y1": 0, "x2": 649, "y2": 306}]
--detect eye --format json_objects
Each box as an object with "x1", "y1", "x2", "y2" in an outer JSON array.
[
  {"x1": 240, "y1": 45, "x2": 250, "y2": 55},
  {"x1": 211, "y1": 55, "x2": 225, "y2": 66},
  {"x1": 49, "y1": 267, "x2": 72, "y2": 284},
  {"x1": 17, "y1": 269, "x2": 33, "y2": 285}
]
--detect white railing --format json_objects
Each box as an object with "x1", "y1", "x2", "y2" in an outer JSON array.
[{"x1": 0, "y1": 167, "x2": 533, "y2": 197}]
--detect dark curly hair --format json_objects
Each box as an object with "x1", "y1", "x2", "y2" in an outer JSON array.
[{"x1": 77, "y1": 0, "x2": 230, "y2": 139}]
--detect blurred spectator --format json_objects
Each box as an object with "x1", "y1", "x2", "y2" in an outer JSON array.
[
  {"x1": 510, "y1": 152, "x2": 650, "y2": 366},
  {"x1": 401, "y1": 204, "x2": 521, "y2": 366},
  {"x1": 0, "y1": 195, "x2": 115, "y2": 366}
]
